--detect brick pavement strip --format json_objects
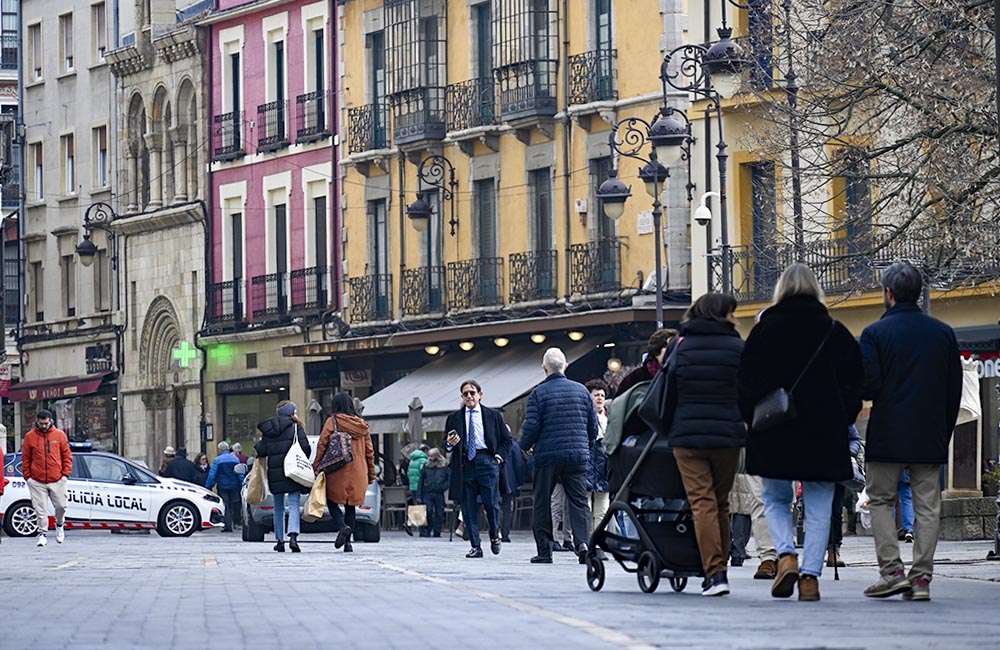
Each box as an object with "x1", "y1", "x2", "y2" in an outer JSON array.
[{"x1": 1, "y1": 531, "x2": 999, "y2": 649}]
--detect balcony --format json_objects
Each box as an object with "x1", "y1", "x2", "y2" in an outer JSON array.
[
  {"x1": 401, "y1": 266, "x2": 446, "y2": 317},
  {"x1": 495, "y1": 60, "x2": 558, "y2": 123},
  {"x1": 250, "y1": 272, "x2": 289, "y2": 320},
  {"x1": 509, "y1": 250, "x2": 558, "y2": 303},
  {"x1": 390, "y1": 88, "x2": 446, "y2": 147},
  {"x1": 446, "y1": 78, "x2": 498, "y2": 132},
  {"x1": 568, "y1": 49, "x2": 618, "y2": 105},
  {"x1": 447, "y1": 258, "x2": 504, "y2": 310},
  {"x1": 348, "y1": 103, "x2": 389, "y2": 154},
  {"x1": 570, "y1": 238, "x2": 622, "y2": 295},
  {"x1": 212, "y1": 111, "x2": 244, "y2": 161},
  {"x1": 207, "y1": 279, "x2": 245, "y2": 325},
  {"x1": 290, "y1": 266, "x2": 331, "y2": 312},
  {"x1": 296, "y1": 91, "x2": 330, "y2": 143},
  {"x1": 346, "y1": 274, "x2": 393, "y2": 323},
  {"x1": 256, "y1": 100, "x2": 289, "y2": 153}
]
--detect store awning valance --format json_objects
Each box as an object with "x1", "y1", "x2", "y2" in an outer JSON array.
[
  {"x1": 7, "y1": 372, "x2": 113, "y2": 403},
  {"x1": 360, "y1": 341, "x2": 595, "y2": 434}
]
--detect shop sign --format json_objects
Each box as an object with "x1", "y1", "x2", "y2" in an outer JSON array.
[
  {"x1": 977, "y1": 354, "x2": 1000, "y2": 379},
  {"x1": 86, "y1": 344, "x2": 114, "y2": 374},
  {"x1": 216, "y1": 374, "x2": 289, "y2": 395},
  {"x1": 340, "y1": 369, "x2": 372, "y2": 389}
]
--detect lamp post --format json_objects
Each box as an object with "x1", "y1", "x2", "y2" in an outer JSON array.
[
  {"x1": 597, "y1": 109, "x2": 692, "y2": 328},
  {"x1": 407, "y1": 154, "x2": 458, "y2": 236},
  {"x1": 660, "y1": 20, "x2": 748, "y2": 294}
]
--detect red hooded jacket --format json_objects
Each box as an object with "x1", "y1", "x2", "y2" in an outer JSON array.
[{"x1": 22, "y1": 425, "x2": 73, "y2": 484}]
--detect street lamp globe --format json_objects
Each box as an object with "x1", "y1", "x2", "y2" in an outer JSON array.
[
  {"x1": 649, "y1": 113, "x2": 688, "y2": 166},
  {"x1": 704, "y1": 28, "x2": 747, "y2": 99},
  {"x1": 406, "y1": 194, "x2": 432, "y2": 232},
  {"x1": 638, "y1": 160, "x2": 669, "y2": 199},
  {"x1": 76, "y1": 233, "x2": 98, "y2": 267},
  {"x1": 596, "y1": 169, "x2": 631, "y2": 221}
]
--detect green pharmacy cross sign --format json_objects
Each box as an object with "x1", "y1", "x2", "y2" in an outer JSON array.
[{"x1": 172, "y1": 341, "x2": 199, "y2": 368}]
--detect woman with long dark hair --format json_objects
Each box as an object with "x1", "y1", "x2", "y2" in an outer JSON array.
[{"x1": 314, "y1": 392, "x2": 376, "y2": 552}]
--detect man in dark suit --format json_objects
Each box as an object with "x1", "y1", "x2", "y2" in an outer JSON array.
[{"x1": 445, "y1": 379, "x2": 512, "y2": 558}]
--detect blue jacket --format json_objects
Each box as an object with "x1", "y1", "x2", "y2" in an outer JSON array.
[
  {"x1": 520, "y1": 373, "x2": 597, "y2": 467},
  {"x1": 501, "y1": 438, "x2": 526, "y2": 494},
  {"x1": 586, "y1": 440, "x2": 608, "y2": 493},
  {"x1": 205, "y1": 451, "x2": 242, "y2": 491}
]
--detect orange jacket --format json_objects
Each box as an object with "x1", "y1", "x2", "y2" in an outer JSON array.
[{"x1": 22, "y1": 426, "x2": 73, "y2": 484}]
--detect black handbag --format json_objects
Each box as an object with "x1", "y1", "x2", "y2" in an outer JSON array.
[
  {"x1": 751, "y1": 322, "x2": 836, "y2": 432},
  {"x1": 637, "y1": 337, "x2": 683, "y2": 436},
  {"x1": 315, "y1": 415, "x2": 355, "y2": 474}
]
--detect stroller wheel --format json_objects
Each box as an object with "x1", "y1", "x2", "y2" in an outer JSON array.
[
  {"x1": 669, "y1": 577, "x2": 687, "y2": 592},
  {"x1": 585, "y1": 554, "x2": 605, "y2": 592},
  {"x1": 637, "y1": 551, "x2": 661, "y2": 593}
]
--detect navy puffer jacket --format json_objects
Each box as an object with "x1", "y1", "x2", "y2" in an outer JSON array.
[
  {"x1": 520, "y1": 373, "x2": 598, "y2": 467},
  {"x1": 586, "y1": 443, "x2": 609, "y2": 492},
  {"x1": 667, "y1": 318, "x2": 747, "y2": 449}
]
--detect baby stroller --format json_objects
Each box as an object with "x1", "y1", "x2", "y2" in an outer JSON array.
[{"x1": 583, "y1": 381, "x2": 703, "y2": 593}]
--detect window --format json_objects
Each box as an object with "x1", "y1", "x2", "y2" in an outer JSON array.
[
  {"x1": 313, "y1": 196, "x2": 327, "y2": 269},
  {"x1": 94, "y1": 249, "x2": 110, "y2": 311},
  {"x1": 530, "y1": 169, "x2": 554, "y2": 296},
  {"x1": 589, "y1": 157, "x2": 616, "y2": 239},
  {"x1": 747, "y1": 0, "x2": 773, "y2": 89},
  {"x1": 29, "y1": 142, "x2": 43, "y2": 201},
  {"x1": 61, "y1": 134, "x2": 76, "y2": 194},
  {"x1": 91, "y1": 2, "x2": 107, "y2": 63},
  {"x1": 93, "y1": 126, "x2": 108, "y2": 188},
  {"x1": 4, "y1": 241, "x2": 18, "y2": 325},
  {"x1": 1, "y1": 0, "x2": 17, "y2": 70},
  {"x1": 368, "y1": 30, "x2": 386, "y2": 147},
  {"x1": 31, "y1": 261, "x2": 43, "y2": 322},
  {"x1": 474, "y1": 180, "x2": 499, "y2": 304},
  {"x1": 28, "y1": 23, "x2": 42, "y2": 80},
  {"x1": 60, "y1": 13, "x2": 74, "y2": 73},
  {"x1": 62, "y1": 254, "x2": 76, "y2": 317},
  {"x1": 80, "y1": 455, "x2": 129, "y2": 482}
]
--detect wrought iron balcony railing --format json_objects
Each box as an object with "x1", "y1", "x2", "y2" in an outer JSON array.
[
  {"x1": 568, "y1": 49, "x2": 618, "y2": 105},
  {"x1": 212, "y1": 111, "x2": 244, "y2": 161},
  {"x1": 509, "y1": 250, "x2": 558, "y2": 303},
  {"x1": 401, "y1": 266, "x2": 446, "y2": 316},
  {"x1": 447, "y1": 258, "x2": 504, "y2": 310},
  {"x1": 391, "y1": 88, "x2": 446, "y2": 146},
  {"x1": 207, "y1": 279, "x2": 245, "y2": 324},
  {"x1": 348, "y1": 103, "x2": 389, "y2": 154},
  {"x1": 446, "y1": 78, "x2": 498, "y2": 132},
  {"x1": 495, "y1": 61, "x2": 559, "y2": 122},
  {"x1": 346, "y1": 274, "x2": 393, "y2": 322},
  {"x1": 250, "y1": 272, "x2": 289, "y2": 320},
  {"x1": 296, "y1": 91, "x2": 330, "y2": 142},
  {"x1": 290, "y1": 266, "x2": 331, "y2": 312},
  {"x1": 570, "y1": 238, "x2": 622, "y2": 295},
  {"x1": 257, "y1": 100, "x2": 289, "y2": 152}
]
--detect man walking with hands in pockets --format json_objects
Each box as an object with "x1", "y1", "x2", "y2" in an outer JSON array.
[
  {"x1": 22, "y1": 409, "x2": 73, "y2": 547},
  {"x1": 445, "y1": 379, "x2": 512, "y2": 559}
]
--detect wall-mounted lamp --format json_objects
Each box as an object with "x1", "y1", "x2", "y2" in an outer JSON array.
[
  {"x1": 425, "y1": 345, "x2": 441, "y2": 355},
  {"x1": 607, "y1": 358, "x2": 623, "y2": 372},
  {"x1": 459, "y1": 341, "x2": 475, "y2": 351},
  {"x1": 493, "y1": 337, "x2": 509, "y2": 348},
  {"x1": 530, "y1": 333, "x2": 547, "y2": 344},
  {"x1": 567, "y1": 331, "x2": 585, "y2": 342}
]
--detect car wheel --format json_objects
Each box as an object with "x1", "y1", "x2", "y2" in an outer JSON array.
[
  {"x1": 156, "y1": 501, "x2": 200, "y2": 537},
  {"x1": 244, "y1": 506, "x2": 266, "y2": 542},
  {"x1": 356, "y1": 521, "x2": 380, "y2": 543},
  {"x1": 3, "y1": 500, "x2": 38, "y2": 537}
]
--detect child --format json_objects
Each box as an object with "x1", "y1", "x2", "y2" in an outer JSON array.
[{"x1": 418, "y1": 448, "x2": 451, "y2": 538}]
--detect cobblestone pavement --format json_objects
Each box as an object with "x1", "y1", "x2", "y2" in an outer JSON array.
[{"x1": 2, "y1": 527, "x2": 999, "y2": 649}]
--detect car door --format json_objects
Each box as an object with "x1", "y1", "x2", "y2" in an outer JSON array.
[
  {"x1": 62, "y1": 455, "x2": 92, "y2": 524},
  {"x1": 78, "y1": 455, "x2": 152, "y2": 525}
]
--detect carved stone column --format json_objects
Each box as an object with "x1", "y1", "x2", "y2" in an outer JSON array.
[
  {"x1": 124, "y1": 149, "x2": 138, "y2": 213},
  {"x1": 145, "y1": 133, "x2": 163, "y2": 209},
  {"x1": 186, "y1": 124, "x2": 198, "y2": 200},
  {"x1": 169, "y1": 127, "x2": 188, "y2": 203}
]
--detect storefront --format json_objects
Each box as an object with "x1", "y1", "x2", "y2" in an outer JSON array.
[
  {"x1": 216, "y1": 373, "x2": 291, "y2": 454},
  {"x1": 957, "y1": 325, "x2": 1000, "y2": 483},
  {"x1": 7, "y1": 371, "x2": 118, "y2": 452}
]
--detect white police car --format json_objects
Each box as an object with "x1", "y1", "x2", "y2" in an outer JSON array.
[{"x1": 1, "y1": 443, "x2": 225, "y2": 537}]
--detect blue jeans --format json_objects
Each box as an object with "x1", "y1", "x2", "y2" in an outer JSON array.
[
  {"x1": 762, "y1": 479, "x2": 834, "y2": 577},
  {"x1": 896, "y1": 470, "x2": 914, "y2": 532},
  {"x1": 273, "y1": 492, "x2": 301, "y2": 542},
  {"x1": 462, "y1": 454, "x2": 501, "y2": 548}
]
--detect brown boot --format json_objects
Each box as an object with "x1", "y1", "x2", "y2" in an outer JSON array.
[
  {"x1": 825, "y1": 547, "x2": 845, "y2": 568},
  {"x1": 798, "y1": 575, "x2": 820, "y2": 601},
  {"x1": 771, "y1": 553, "x2": 799, "y2": 598},
  {"x1": 754, "y1": 559, "x2": 777, "y2": 580}
]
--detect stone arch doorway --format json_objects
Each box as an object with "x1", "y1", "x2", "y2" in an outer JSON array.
[{"x1": 138, "y1": 297, "x2": 190, "y2": 457}]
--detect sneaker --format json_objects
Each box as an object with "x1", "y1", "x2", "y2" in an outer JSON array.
[
  {"x1": 490, "y1": 538, "x2": 502, "y2": 555},
  {"x1": 466, "y1": 547, "x2": 483, "y2": 558},
  {"x1": 36, "y1": 534, "x2": 47, "y2": 548},
  {"x1": 552, "y1": 541, "x2": 570, "y2": 552},
  {"x1": 55, "y1": 526, "x2": 65, "y2": 544},
  {"x1": 903, "y1": 578, "x2": 930, "y2": 601},
  {"x1": 343, "y1": 541, "x2": 353, "y2": 553},
  {"x1": 273, "y1": 541, "x2": 285, "y2": 552},
  {"x1": 864, "y1": 570, "x2": 911, "y2": 598},
  {"x1": 772, "y1": 554, "x2": 799, "y2": 598},
  {"x1": 701, "y1": 572, "x2": 730, "y2": 597},
  {"x1": 798, "y1": 575, "x2": 820, "y2": 601},
  {"x1": 904, "y1": 530, "x2": 914, "y2": 544},
  {"x1": 530, "y1": 554, "x2": 553, "y2": 564},
  {"x1": 754, "y1": 559, "x2": 777, "y2": 580}
]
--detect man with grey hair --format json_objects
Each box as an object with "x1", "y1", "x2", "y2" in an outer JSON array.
[
  {"x1": 860, "y1": 261, "x2": 962, "y2": 601},
  {"x1": 521, "y1": 347, "x2": 598, "y2": 564},
  {"x1": 206, "y1": 441, "x2": 242, "y2": 532}
]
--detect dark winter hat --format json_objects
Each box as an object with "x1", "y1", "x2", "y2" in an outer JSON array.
[
  {"x1": 277, "y1": 401, "x2": 298, "y2": 417},
  {"x1": 176, "y1": 447, "x2": 188, "y2": 458}
]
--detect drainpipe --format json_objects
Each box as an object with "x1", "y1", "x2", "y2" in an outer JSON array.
[
  {"x1": 561, "y1": 0, "x2": 571, "y2": 302},
  {"x1": 330, "y1": 0, "x2": 340, "y2": 313},
  {"x1": 14, "y1": 2, "x2": 24, "y2": 451},
  {"x1": 398, "y1": 151, "x2": 406, "y2": 320}
]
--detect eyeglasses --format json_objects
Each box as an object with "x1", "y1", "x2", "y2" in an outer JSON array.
[{"x1": 461, "y1": 390, "x2": 479, "y2": 397}]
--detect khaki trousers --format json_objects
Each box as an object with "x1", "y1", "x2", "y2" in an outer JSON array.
[
  {"x1": 744, "y1": 474, "x2": 778, "y2": 562},
  {"x1": 867, "y1": 462, "x2": 941, "y2": 583},
  {"x1": 673, "y1": 447, "x2": 742, "y2": 577},
  {"x1": 27, "y1": 477, "x2": 68, "y2": 533},
  {"x1": 589, "y1": 491, "x2": 609, "y2": 534}
]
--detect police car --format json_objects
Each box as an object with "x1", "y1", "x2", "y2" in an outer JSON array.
[{"x1": 1, "y1": 443, "x2": 225, "y2": 537}]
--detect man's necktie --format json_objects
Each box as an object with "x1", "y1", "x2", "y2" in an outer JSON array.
[{"x1": 467, "y1": 409, "x2": 476, "y2": 461}]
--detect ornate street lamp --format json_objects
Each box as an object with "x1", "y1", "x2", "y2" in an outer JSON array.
[
  {"x1": 76, "y1": 202, "x2": 118, "y2": 269},
  {"x1": 407, "y1": 154, "x2": 459, "y2": 236}
]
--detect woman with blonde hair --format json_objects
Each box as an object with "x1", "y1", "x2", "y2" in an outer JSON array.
[{"x1": 738, "y1": 263, "x2": 863, "y2": 601}]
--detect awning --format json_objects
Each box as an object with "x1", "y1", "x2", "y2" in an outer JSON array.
[
  {"x1": 360, "y1": 341, "x2": 596, "y2": 434},
  {"x1": 7, "y1": 372, "x2": 113, "y2": 403}
]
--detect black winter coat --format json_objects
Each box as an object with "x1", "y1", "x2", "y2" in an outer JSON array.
[
  {"x1": 738, "y1": 296, "x2": 863, "y2": 482},
  {"x1": 254, "y1": 416, "x2": 312, "y2": 495},
  {"x1": 419, "y1": 465, "x2": 451, "y2": 495},
  {"x1": 860, "y1": 303, "x2": 962, "y2": 464},
  {"x1": 667, "y1": 318, "x2": 746, "y2": 449},
  {"x1": 163, "y1": 456, "x2": 199, "y2": 484}
]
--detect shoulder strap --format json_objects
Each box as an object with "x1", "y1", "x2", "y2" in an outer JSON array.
[{"x1": 789, "y1": 321, "x2": 837, "y2": 393}]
